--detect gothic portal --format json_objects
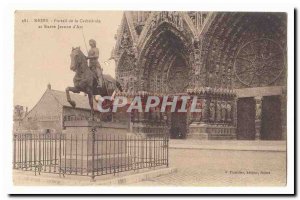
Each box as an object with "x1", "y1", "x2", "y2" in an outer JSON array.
[{"x1": 113, "y1": 11, "x2": 287, "y2": 140}]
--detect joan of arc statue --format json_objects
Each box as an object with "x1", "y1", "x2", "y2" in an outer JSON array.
[{"x1": 86, "y1": 39, "x2": 103, "y2": 88}]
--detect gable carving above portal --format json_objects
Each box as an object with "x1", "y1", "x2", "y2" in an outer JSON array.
[
  {"x1": 114, "y1": 14, "x2": 139, "y2": 62},
  {"x1": 137, "y1": 11, "x2": 197, "y2": 51}
]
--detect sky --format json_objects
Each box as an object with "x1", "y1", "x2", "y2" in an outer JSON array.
[{"x1": 14, "y1": 11, "x2": 123, "y2": 109}]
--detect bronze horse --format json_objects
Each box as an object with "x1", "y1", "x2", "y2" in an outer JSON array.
[{"x1": 66, "y1": 47, "x2": 122, "y2": 119}]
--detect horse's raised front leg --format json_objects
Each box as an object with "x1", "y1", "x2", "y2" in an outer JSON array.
[{"x1": 66, "y1": 86, "x2": 80, "y2": 108}]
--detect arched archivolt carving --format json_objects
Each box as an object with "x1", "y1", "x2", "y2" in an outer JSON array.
[
  {"x1": 200, "y1": 12, "x2": 287, "y2": 89},
  {"x1": 136, "y1": 20, "x2": 195, "y2": 92}
]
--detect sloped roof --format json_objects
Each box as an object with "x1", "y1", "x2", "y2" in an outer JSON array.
[{"x1": 49, "y1": 89, "x2": 97, "y2": 110}]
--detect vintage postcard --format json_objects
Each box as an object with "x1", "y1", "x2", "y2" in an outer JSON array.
[{"x1": 10, "y1": 8, "x2": 294, "y2": 194}]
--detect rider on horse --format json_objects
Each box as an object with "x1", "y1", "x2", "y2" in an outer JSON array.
[
  {"x1": 86, "y1": 39, "x2": 103, "y2": 88},
  {"x1": 66, "y1": 44, "x2": 122, "y2": 119}
]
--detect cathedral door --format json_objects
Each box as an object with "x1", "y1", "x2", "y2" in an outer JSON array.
[
  {"x1": 168, "y1": 99, "x2": 187, "y2": 139},
  {"x1": 261, "y1": 96, "x2": 282, "y2": 140},
  {"x1": 170, "y1": 112, "x2": 187, "y2": 139},
  {"x1": 237, "y1": 97, "x2": 256, "y2": 140}
]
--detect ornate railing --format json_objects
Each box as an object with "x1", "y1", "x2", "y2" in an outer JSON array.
[{"x1": 13, "y1": 132, "x2": 169, "y2": 180}]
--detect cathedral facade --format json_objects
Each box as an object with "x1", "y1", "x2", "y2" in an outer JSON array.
[{"x1": 113, "y1": 11, "x2": 287, "y2": 140}]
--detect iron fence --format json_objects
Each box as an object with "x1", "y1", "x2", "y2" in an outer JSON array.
[{"x1": 13, "y1": 132, "x2": 169, "y2": 180}]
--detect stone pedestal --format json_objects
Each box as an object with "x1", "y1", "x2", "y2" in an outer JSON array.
[
  {"x1": 188, "y1": 123, "x2": 209, "y2": 139},
  {"x1": 63, "y1": 120, "x2": 100, "y2": 156},
  {"x1": 187, "y1": 87, "x2": 237, "y2": 140},
  {"x1": 188, "y1": 123, "x2": 236, "y2": 140},
  {"x1": 61, "y1": 120, "x2": 130, "y2": 175}
]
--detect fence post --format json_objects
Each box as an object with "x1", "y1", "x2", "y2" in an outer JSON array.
[
  {"x1": 13, "y1": 134, "x2": 17, "y2": 169},
  {"x1": 166, "y1": 136, "x2": 169, "y2": 167},
  {"x1": 90, "y1": 126, "x2": 96, "y2": 182}
]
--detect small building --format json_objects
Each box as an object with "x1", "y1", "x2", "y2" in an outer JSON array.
[{"x1": 17, "y1": 84, "x2": 105, "y2": 133}]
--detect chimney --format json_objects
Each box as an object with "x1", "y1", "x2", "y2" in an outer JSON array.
[{"x1": 47, "y1": 83, "x2": 51, "y2": 90}]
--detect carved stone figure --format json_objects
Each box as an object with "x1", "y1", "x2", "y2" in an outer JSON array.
[
  {"x1": 121, "y1": 32, "x2": 130, "y2": 48},
  {"x1": 221, "y1": 101, "x2": 226, "y2": 122},
  {"x1": 209, "y1": 100, "x2": 215, "y2": 122},
  {"x1": 226, "y1": 102, "x2": 232, "y2": 122},
  {"x1": 216, "y1": 101, "x2": 222, "y2": 122},
  {"x1": 255, "y1": 98, "x2": 262, "y2": 120},
  {"x1": 150, "y1": 18, "x2": 157, "y2": 31},
  {"x1": 192, "y1": 99, "x2": 202, "y2": 122},
  {"x1": 208, "y1": 72, "x2": 214, "y2": 87},
  {"x1": 131, "y1": 43, "x2": 139, "y2": 59},
  {"x1": 201, "y1": 99, "x2": 207, "y2": 122}
]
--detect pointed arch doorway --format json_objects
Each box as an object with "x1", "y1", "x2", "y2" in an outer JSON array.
[{"x1": 138, "y1": 23, "x2": 192, "y2": 139}]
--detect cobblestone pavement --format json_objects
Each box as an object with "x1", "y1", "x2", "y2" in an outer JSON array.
[
  {"x1": 130, "y1": 148, "x2": 286, "y2": 186},
  {"x1": 169, "y1": 139, "x2": 286, "y2": 151}
]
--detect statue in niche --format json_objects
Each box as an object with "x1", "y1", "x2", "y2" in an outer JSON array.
[
  {"x1": 221, "y1": 101, "x2": 227, "y2": 122},
  {"x1": 222, "y1": 76, "x2": 226, "y2": 88},
  {"x1": 161, "y1": 12, "x2": 167, "y2": 21},
  {"x1": 193, "y1": 38, "x2": 200, "y2": 49},
  {"x1": 201, "y1": 99, "x2": 207, "y2": 121},
  {"x1": 192, "y1": 99, "x2": 201, "y2": 122},
  {"x1": 215, "y1": 64, "x2": 220, "y2": 74},
  {"x1": 188, "y1": 12, "x2": 196, "y2": 25},
  {"x1": 176, "y1": 12, "x2": 183, "y2": 29},
  {"x1": 121, "y1": 32, "x2": 130, "y2": 48},
  {"x1": 167, "y1": 11, "x2": 172, "y2": 22},
  {"x1": 226, "y1": 102, "x2": 232, "y2": 122},
  {"x1": 216, "y1": 101, "x2": 222, "y2": 122},
  {"x1": 209, "y1": 100, "x2": 215, "y2": 122},
  {"x1": 208, "y1": 72, "x2": 214, "y2": 87},
  {"x1": 155, "y1": 12, "x2": 160, "y2": 23},
  {"x1": 130, "y1": 43, "x2": 139, "y2": 59},
  {"x1": 255, "y1": 101, "x2": 262, "y2": 120},
  {"x1": 150, "y1": 17, "x2": 157, "y2": 31},
  {"x1": 193, "y1": 39, "x2": 201, "y2": 66}
]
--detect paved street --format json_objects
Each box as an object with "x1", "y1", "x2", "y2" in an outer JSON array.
[
  {"x1": 13, "y1": 140, "x2": 287, "y2": 187},
  {"x1": 169, "y1": 139, "x2": 286, "y2": 151},
  {"x1": 130, "y1": 143, "x2": 286, "y2": 186}
]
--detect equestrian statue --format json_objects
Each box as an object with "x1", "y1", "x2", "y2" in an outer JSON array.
[{"x1": 66, "y1": 39, "x2": 122, "y2": 119}]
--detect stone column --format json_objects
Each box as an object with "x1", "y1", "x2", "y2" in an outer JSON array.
[
  {"x1": 201, "y1": 98, "x2": 209, "y2": 123},
  {"x1": 254, "y1": 96, "x2": 263, "y2": 140},
  {"x1": 191, "y1": 95, "x2": 202, "y2": 124},
  {"x1": 233, "y1": 97, "x2": 238, "y2": 128},
  {"x1": 281, "y1": 89, "x2": 287, "y2": 140}
]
